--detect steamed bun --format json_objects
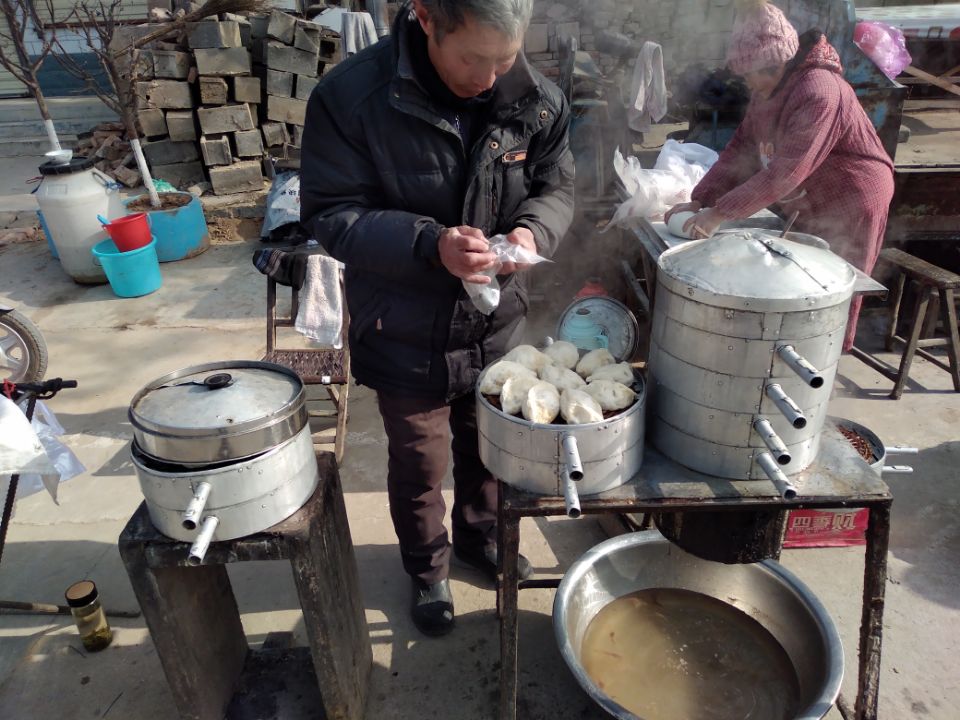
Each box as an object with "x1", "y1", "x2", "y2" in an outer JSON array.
[
  {"x1": 584, "y1": 380, "x2": 636, "y2": 412},
  {"x1": 522, "y1": 381, "x2": 560, "y2": 424},
  {"x1": 479, "y1": 360, "x2": 536, "y2": 396},
  {"x1": 587, "y1": 362, "x2": 635, "y2": 385},
  {"x1": 503, "y1": 344, "x2": 551, "y2": 373},
  {"x1": 540, "y1": 363, "x2": 587, "y2": 392},
  {"x1": 543, "y1": 341, "x2": 579, "y2": 370},
  {"x1": 576, "y1": 348, "x2": 616, "y2": 378},
  {"x1": 500, "y1": 374, "x2": 540, "y2": 416},
  {"x1": 560, "y1": 388, "x2": 604, "y2": 425}
]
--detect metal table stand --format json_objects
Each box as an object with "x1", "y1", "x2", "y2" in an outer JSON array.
[{"x1": 495, "y1": 423, "x2": 893, "y2": 720}]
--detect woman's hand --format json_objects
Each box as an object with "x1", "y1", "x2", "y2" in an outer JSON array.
[
  {"x1": 684, "y1": 207, "x2": 726, "y2": 240},
  {"x1": 664, "y1": 201, "x2": 702, "y2": 224}
]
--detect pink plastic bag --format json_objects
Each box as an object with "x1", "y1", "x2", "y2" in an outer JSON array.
[{"x1": 854, "y1": 21, "x2": 912, "y2": 81}]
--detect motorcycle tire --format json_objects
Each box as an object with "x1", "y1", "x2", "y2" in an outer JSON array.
[{"x1": 0, "y1": 309, "x2": 48, "y2": 384}]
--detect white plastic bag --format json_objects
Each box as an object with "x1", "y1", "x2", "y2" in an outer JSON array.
[
  {"x1": 463, "y1": 234, "x2": 549, "y2": 314},
  {"x1": 607, "y1": 141, "x2": 719, "y2": 227},
  {"x1": 10, "y1": 399, "x2": 85, "y2": 504},
  {"x1": 261, "y1": 171, "x2": 301, "y2": 238}
]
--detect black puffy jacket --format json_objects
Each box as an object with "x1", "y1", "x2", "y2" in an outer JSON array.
[{"x1": 300, "y1": 9, "x2": 574, "y2": 400}]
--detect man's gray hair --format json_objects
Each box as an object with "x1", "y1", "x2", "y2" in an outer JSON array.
[{"x1": 420, "y1": 0, "x2": 534, "y2": 41}]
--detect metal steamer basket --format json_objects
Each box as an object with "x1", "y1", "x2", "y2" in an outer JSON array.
[
  {"x1": 648, "y1": 230, "x2": 857, "y2": 497},
  {"x1": 129, "y1": 361, "x2": 319, "y2": 565},
  {"x1": 478, "y1": 299, "x2": 645, "y2": 518}
]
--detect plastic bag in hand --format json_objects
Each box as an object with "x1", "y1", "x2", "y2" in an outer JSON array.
[
  {"x1": 463, "y1": 234, "x2": 549, "y2": 314},
  {"x1": 854, "y1": 21, "x2": 911, "y2": 81}
]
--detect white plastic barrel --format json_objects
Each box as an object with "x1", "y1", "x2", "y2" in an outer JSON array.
[{"x1": 35, "y1": 158, "x2": 120, "y2": 284}]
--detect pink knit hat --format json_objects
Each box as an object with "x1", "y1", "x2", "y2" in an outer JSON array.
[{"x1": 727, "y1": 0, "x2": 799, "y2": 75}]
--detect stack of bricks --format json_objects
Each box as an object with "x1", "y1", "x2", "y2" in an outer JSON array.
[
  {"x1": 253, "y1": 9, "x2": 340, "y2": 164},
  {"x1": 132, "y1": 8, "x2": 341, "y2": 197}
]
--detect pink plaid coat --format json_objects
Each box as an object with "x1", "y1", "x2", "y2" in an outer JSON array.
[{"x1": 692, "y1": 36, "x2": 895, "y2": 349}]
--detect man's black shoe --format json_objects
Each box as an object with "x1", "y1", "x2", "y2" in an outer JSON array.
[
  {"x1": 411, "y1": 578, "x2": 455, "y2": 636},
  {"x1": 453, "y1": 543, "x2": 533, "y2": 582}
]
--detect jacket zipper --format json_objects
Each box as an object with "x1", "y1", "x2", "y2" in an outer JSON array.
[{"x1": 491, "y1": 176, "x2": 499, "y2": 231}]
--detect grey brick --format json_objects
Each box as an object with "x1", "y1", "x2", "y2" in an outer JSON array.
[
  {"x1": 319, "y1": 33, "x2": 341, "y2": 64},
  {"x1": 198, "y1": 104, "x2": 255, "y2": 134},
  {"x1": 194, "y1": 48, "x2": 251, "y2": 77},
  {"x1": 234, "y1": 129, "x2": 264, "y2": 158},
  {"x1": 233, "y1": 76, "x2": 261, "y2": 104},
  {"x1": 290, "y1": 125, "x2": 304, "y2": 146},
  {"x1": 166, "y1": 111, "x2": 197, "y2": 142},
  {"x1": 267, "y1": 9, "x2": 296, "y2": 43},
  {"x1": 209, "y1": 160, "x2": 264, "y2": 195},
  {"x1": 525, "y1": 23, "x2": 549, "y2": 54},
  {"x1": 200, "y1": 135, "x2": 232, "y2": 166},
  {"x1": 265, "y1": 41, "x2": 318, "y2": 77},
  {"x1": 143, "y1": 139, "x2": 199, "y2": 165},
  {"x1": 222, "y1": 13, "x2": 251, "y2": 45},
  {"x1": 149, "y1": 161, "x2": 205, "y2": 190},
  {"x1": 137, "y1": 108, "x2": 167, "y2": 137},
  {"x1": 152, "y1": 50, "x2": 190, "y2": 79},
  {"x1": 266, "y1": 69, "x2": 293, "y2": 97},
  {"x1": 295, "y1": 74, "x2": 319, "y2": 101},
  {"x1": 294, "y1": 22, "x2": 320, "y2": 54},
  {"x1": 137, "y1": 80, "x2": 192, "y2": 109},
  {"x1": 261, "y1": 121, "x2": 289, "y2": 147},
  {"x1": 188, "y1": 20, "x2": 242, "y2": 49},
  {"x1": 266, "y1": 96, "x2": 307, "y2": 125},
  {"x1": 199, "y1": 76, "x2": 229, "y2": 105}
]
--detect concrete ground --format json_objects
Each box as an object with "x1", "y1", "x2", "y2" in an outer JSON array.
[{"x1": 1, "y1": 218, "x2": 959, "y2": 720}]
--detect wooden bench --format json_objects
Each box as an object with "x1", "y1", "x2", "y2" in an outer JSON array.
[{"x1": 851, "y1": 248, "x2": 960, "y2": 399}]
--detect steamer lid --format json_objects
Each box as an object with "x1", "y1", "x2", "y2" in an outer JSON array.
[{"x1": 657, "y1": 230, "x2": 856, "y2": 312}]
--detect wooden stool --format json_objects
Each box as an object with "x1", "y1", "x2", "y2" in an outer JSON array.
[
  {"x1": 118, "y1": 453, "x2": 371, "y2": 720},
  {"x1": 852, "y1": 248, "x2": 960, "y2": 399}
]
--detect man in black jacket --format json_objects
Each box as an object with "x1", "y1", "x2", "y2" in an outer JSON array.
[{"x1": 301, "y1": 0, "x2": 574, "y2": 636}]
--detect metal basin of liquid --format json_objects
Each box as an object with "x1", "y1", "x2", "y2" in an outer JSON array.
[{"x1": 554, "y1": 532, "x2": 843, "y2": 720}]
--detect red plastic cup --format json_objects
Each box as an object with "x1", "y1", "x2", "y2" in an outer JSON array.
[{"x1": 102, "y1": 213, "x2": 151, "y2": 252}]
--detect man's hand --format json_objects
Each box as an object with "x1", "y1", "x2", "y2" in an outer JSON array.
[
  {"x1": 439, "y1": 225, "x2": 497, "y2": 284},
  {"x1": 684, "y1": 207, "x2": 726, "y2": 240},
  {"x1": 499, "y1": 227, "x2": 537, "y2": 275},
  {"x1": 664, "y1": 201, "x2": 702, "y2": 224}
]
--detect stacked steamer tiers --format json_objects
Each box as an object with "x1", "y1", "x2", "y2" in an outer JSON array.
[
  {"x1": 477, "y1": 340, "x2": 645, "y2": 518},
  {"x1": 646, "y1": 230, "x2": 857, "y2": 562},
  {"x1": 129, "y1": 361, "x2": 319, "y2": 565}
]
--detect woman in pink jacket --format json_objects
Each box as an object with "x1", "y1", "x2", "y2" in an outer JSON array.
[{"x1": 666, "y1": 0, "x2": 894, "y2": 350}]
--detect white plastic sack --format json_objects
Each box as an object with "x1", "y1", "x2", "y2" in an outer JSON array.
[
  {"x1": 261, "y1": 171, "x2": 301, "y2": 238},
  {"x1": 0, "y1": 398, "x2": 85, "y2": 505},
  {"x1": 607, "y1": 141, "x2": 719, "y2": 228},
  {"x1": 463, "y1": 234, "x2": 549, "y2": 314}
]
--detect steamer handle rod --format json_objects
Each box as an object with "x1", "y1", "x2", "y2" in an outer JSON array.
[
  {"x1": 561, "y1": 434, "x2": 583, "y2": 518},
  {"x1": 756, "y1": 452, "x2": 798, "y2": 500}
]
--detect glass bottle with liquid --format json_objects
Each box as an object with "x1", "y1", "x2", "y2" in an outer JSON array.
[{"x1": 65, "y1": 580, "x2": 113, "y2": 652}]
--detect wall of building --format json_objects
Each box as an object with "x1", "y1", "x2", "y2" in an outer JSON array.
[{"x1": 523, "y1": 0, "x2": 880, "y2": 82}]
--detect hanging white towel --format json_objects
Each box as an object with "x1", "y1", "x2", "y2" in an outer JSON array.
[
  {"x1": 296, "y1": 253, "x2": 345, "y2": 349},
  {"x1": 628, "y1": 41, "x2": 668, "y2": 133},
  {"x1": 341, "y1": 12, "x2": 379, "y2": 57}
]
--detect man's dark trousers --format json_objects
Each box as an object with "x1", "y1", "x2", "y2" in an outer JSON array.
[{"x1": 376, "y1": 391, "x2": 498, "y2": 585}]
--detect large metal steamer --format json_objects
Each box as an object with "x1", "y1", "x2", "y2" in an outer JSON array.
[
  {"x1": 477, "y1": 298, "x2": 644, "y2": 518},
  {"x1": 647, "y1": 230, "x2": 857, "y2": 497},
  {"x1": 129, "y1": 361, "x2": 320, "y2": 565}
]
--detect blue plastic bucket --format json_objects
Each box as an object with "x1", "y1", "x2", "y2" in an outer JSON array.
[
  {"x1": 37, "y1": 209, "x2": 58, "y2": 259},
  {"x1": 125, "y1": 192, "x2": 209, "y2": 262},
  {"x1": 91, "y1": 238, "x2": 162, "y2": 298}
]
